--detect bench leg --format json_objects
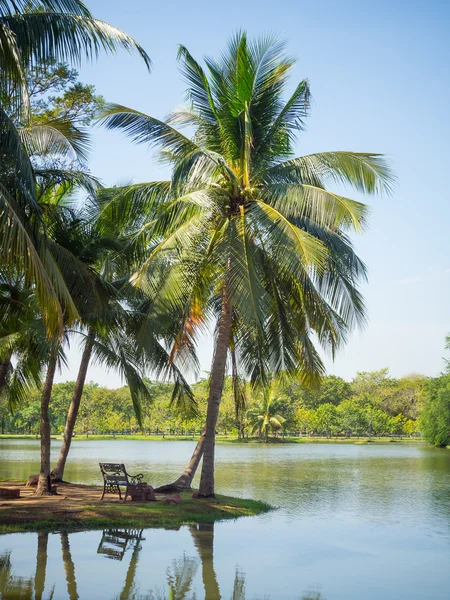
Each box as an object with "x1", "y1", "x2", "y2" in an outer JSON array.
[
  {"x1": 101, "y1": 482, "x2": 106, "y2": 500},
  {"x1": 124, "y1": 487, "x2": 128, "y2": 502}
]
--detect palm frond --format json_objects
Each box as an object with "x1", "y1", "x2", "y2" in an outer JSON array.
[{"x1": 1, "y1": 13, "x2": 151, "y2": 70}]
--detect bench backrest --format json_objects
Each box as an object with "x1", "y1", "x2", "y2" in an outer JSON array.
[{"x1": 99, "y1": 463, "x2": 129, "y2": 486}]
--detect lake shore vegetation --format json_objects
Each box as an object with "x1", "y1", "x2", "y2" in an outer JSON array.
[{"x1": 0, "y1": 369, "x2": 426, "y2": 440}]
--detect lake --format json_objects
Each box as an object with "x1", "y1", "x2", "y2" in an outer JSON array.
[{"x1": 0, "y1": 439, "x2": 449, "y2": 599}]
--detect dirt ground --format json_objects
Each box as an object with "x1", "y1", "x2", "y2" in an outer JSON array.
[{"x1": 0, "y1": 481, "x2": 165, "y2": 523}]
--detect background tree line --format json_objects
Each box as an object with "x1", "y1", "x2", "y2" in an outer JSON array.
[{"x1": 0, "y1": 368, "x2": 429, "y2": 439}]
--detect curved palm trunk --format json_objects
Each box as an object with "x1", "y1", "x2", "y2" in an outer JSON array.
[
  {"x1": 153, "y1": 428, "x2": 206, "y2": 494},
  {"x1": 198, "y1": 290, "x2": 233, "y2": 498},
  {"x1": 52, "y1": 330, "x2": 95, "y2": 482},
  {"x1": 36, "y1": 350, "x2": 58, "y2": 496},
  {"x1": 61, "y1": 532, "x2": 79, "y2": 600}
]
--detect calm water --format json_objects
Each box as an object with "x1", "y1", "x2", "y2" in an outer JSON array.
[{"x1": 0, "y1": 440, "x2": 449, "y2": 599}]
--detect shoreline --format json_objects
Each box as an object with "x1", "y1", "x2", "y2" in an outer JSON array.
[
  {"x1": 0, "y1": 434, "x2": 425, "y2": 444},
  {"x1": 0, "y1": 481, "x2": 272, "y2": 534}
]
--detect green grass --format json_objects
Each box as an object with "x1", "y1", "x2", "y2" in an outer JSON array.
[
  {"x1": 0, "y1": 493, "x2": 272, "y2": 534},
  {"x1": 222, "y1": 436, "x2": 424, "y2": 444}
]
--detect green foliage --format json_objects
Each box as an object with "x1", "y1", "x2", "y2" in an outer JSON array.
[
  {"x1": 0, "y1": 370, "x2": 426, "y2": 439},
  {"x1": 284, "y1": 375, "x2": 351, "y2": 409},
  {"x1": 311, "y1": 403, "x2": 338, "y2": 437},
  {"x1": 420, "y1": 375, "x2": 450, "y2": 447}
]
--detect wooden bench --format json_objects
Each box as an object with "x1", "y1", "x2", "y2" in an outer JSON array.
[{"x1": 99, "y1": 463, "x2": 145, "y2": 502}]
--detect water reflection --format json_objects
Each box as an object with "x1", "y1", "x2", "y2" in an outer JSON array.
[
  {"x1": 61, "y1": 532, "x2": 78, "y2": 600},
  {"x1": 0, "y1": 524, "x2": 324, "y2": 600},
  {"x1": 0, "y1": 551, "x2": 34, "y2": 598}
]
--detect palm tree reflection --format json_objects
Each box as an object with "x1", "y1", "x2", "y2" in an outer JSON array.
[
  {"x1": 61, "y1": 531, "x2": 78, "y2": 600},
  {"x1": 0, "y1": 550, "x2": 34, "y2": 598},
  {"x1": 0, "y1": 527, "x2": 325, "y2": 599},
  {"x1": 188, "y1": 524, "x2": 221, "y2": 599}
]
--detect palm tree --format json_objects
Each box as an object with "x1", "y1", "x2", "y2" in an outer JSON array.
[
  {"x1": 50, "y1": 196, "x2": 196, "y2": 483},
  {"x1": 99, "y1": 33, "x2": 394, "y2": 496},
  {"x1": 247, "y1": 389, "x2": 286, "y2": 442},
  {"x1": 33, "y1": 191, "x2": 154, "y2": 494},
  {"x1": 0, "y1": 0, "x2": 151, "y2": 335}
]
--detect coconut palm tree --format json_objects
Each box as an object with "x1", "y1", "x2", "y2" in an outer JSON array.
[
  {"x1": 32, "y1": 192, "x2": 152, "y2": 494},
  {"x1": 247, "y1": 389, "x2": 286, "y2": 442},
  {"x1": 50, "y1": 195, "x2": 196, "y2": 483},
  {"x1": 99, "y1": 32, "x2": 394, "y2": 496}
]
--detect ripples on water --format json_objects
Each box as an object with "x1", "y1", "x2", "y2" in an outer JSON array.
[{"x1": 0, "y1": 440, "x2": 449, "y2": 599}]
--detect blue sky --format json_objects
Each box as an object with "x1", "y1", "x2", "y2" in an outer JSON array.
[{"x1": 57, "y1": 0, "x2": 450, "y2": 386}]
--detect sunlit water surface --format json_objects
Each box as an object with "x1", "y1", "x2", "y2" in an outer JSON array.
[{"x1": 0, "y1": 439, "x2": 449, "y2": 599}]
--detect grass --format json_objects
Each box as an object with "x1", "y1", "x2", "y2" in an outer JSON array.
[
  {"x1": 226, "y1": 436, "x2": 425, "y2": 444},
  {"x1": 0, "y1": 491, "x2": 272, "y2": 534}
]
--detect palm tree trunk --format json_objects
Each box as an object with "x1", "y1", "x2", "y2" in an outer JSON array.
[
  {"x1": 198, "y1": 290, "x2": 233, "y2": 498},
  {"x1": 36, "y1": 350, "x2": 58, "y2": 496},
  {"x1": 61, "y1": 532, "x2": 79, "y2": 600},
  {"x1": 153, "y1": 428, "x2": 206, "y2": 493},
  {"x1": 52, "y1": 330, "x2": 95, "y2": 482},
  {"x1": 0, "y1": 357, "x2": 12, "y2": 392}
]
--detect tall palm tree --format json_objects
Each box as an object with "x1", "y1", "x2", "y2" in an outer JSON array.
[
  {"x1": 99, "y1": 33, "x2": 394, "y2": 496},
  {"x1": 34, "y1": 191, "x2": 156, "y2": 494},
  {"x1": 0, "y1": 0, "x2": 151, "y2": 335}
]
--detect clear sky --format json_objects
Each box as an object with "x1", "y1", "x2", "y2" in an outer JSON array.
[{"x1": 56, "y1": 0, "x2": 450, "y2": 386}]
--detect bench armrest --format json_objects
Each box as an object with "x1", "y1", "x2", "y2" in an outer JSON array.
[{"x1": 129, "y1": 473, "x2": 144, "y2": 484}]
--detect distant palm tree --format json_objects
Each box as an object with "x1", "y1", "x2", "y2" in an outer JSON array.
[
  {"x1": 99, "y1": 32, "x2": 393, "y2": 496},
  {"x1": 247, "y1": 390, "x2": 286, "y2": 441}
]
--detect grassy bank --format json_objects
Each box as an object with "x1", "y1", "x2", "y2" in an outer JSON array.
[
  {"x1": 0, "y1": 483, "x2": 272, "y2": 534},
  {"x1": 0, "y1": 434, "x2": 424, "y2": 444},
  {"x1": 226, "y1": 436, "x2": 425, "y2": 444}
]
